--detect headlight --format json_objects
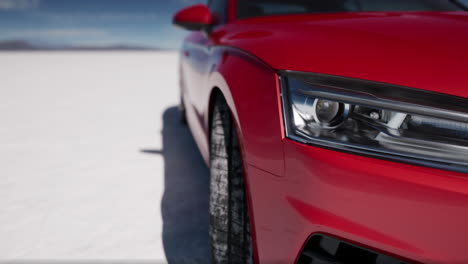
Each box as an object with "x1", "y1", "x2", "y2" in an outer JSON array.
[{"x1": 280, "y1": 71, "x2": 468, "y2": 173}]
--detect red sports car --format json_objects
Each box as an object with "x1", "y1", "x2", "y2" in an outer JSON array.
[{"x1": 173, "y1": 1, "x2": 468, "y2": 263}]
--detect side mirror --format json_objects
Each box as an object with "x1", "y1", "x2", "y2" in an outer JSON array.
[{"x1": 173, "y1": 4, "x2": 213, "y2": 31}]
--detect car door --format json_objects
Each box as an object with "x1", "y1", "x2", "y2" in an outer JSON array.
[{"x1": 180, "y1": 0, "x2": 229, "y2": 147}]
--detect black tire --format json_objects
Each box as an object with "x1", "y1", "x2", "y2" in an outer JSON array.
[
  {"x1": 209, "y1": 96, "x2": 254, "y2": 264},
  {"x1": 179, "y1": 96, "x2": 187, "y2": 125}
]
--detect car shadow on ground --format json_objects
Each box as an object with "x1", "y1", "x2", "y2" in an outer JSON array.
[{"x1": 141, "y1": 106, "x2": 211, "y2": 264}]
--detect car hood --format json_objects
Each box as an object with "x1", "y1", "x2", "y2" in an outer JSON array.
[{"x1": 218, "y1": 12, "x2": 468, "y2": 98}]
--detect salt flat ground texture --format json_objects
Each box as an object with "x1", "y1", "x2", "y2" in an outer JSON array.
[{"x1": 0, "y1": 52, "x2": 210, "y2": 263}]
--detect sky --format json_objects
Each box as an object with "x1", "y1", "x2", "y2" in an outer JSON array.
[{"x1": 0, "y1": 0, "x2": 206, "y2": 49}]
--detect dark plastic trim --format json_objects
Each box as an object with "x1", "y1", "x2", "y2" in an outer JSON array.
[
  {"x1": 296, "y1": 234, "x2": 412, "y2": 264},
  {"x1": 173, "y1": 21, "x2": 209, "y2": 31}
]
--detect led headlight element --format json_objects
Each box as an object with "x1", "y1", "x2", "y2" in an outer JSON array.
[{"x1": 280, "y1": 71, "x2": 468, "y2": 172}]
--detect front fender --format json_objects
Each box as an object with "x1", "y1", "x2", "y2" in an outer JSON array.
[{"x1": 205, "y1": 47, "x2": 285, "y2": 177}]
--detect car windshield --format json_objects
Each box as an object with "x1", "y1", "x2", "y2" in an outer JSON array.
[{"x1": 237, "y1": 0, "x2": 465, "y2": 19}]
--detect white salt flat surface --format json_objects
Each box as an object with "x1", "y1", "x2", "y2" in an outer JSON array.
[{"x1": 0, "y1": 52, "x2": 210, "y2": 263}]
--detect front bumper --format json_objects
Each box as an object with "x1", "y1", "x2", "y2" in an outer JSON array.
[{"x1": 247, "y1": 139, "x2": 468, "y2": 263}]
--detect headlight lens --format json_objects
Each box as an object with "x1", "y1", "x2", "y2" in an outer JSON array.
[{"x1": 281, "y1": 71, "x2": 468, "y2": 172}]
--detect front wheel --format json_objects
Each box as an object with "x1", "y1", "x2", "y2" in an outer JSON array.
[
  {"x1": 179, "y1": 96, "x2": 187, "y2": 125},
  {"x1": 209, "y1": 96, "x2": 254, "y2": 264}
]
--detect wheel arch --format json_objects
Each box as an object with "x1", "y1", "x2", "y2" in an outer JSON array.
[
  {"x1": 206, "y1": 78, "x2": 259, "y2": 264},
  {"x1": 207, "y1": 83, "x2": 247, "y2": 160},
  {"x1": 204, "y1": 47, "x2": 286, "y2": 264},
  {"x1": 204, "y1": 46, "x2": 285, "y2": 176}
]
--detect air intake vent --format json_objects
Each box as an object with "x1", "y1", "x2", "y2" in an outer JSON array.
[{"x1": 296, "y1": 235, "x2": 410, "y2": 264}]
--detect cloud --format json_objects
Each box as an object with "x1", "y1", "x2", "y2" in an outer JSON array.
[
  {"x1": 37, "y1": 12, "x2": 160, "y2": 23},
  {"x1": 35, "y1": 29, "x2": 107, "y2": 37},
  {"x1": 0, "y1": 28, "x2": 124, "y2": 47},
  {"x1": 0, "y1": 0, "x2": 39, "y2": 10},
  {"x1": 1, "y1": 29, "x2": 109, "y2": 39}
]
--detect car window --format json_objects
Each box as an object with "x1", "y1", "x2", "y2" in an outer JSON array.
[
  {"x1": 237, "y1": 0, "x2": 464, "y2": 19},
  {"x1": 359, "y1": 0, "x2": 462, "y2": 11},
  {"x1": 456, "y1": 0, "x2": 468, "y2": 8},
  {"x1": 208, "y1": 0, "x2": 228, "y2": 24},
  {"x1": 255, "y1": 3, "x2": 307, "y2": 14}
]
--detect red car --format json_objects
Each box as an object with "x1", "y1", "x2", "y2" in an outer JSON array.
[{"x1": 173, "y1": 1, "x2": 468, "y2": 263}]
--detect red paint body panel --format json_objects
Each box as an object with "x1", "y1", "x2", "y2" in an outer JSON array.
[
  {"x1": 176, "y1": 3, "x2": 468, "y2": 263},
  {"x1": 248, "y1": 141, "x2": 468, "y2": 263},
  {"x1": 217, "y1": 12, "x2": 468, "y2": 98},
  {"x1": 173, "y1": 4, "x2": 213, "y2": 26},
  {"x1": 181, "y1": 41, "x2": 285, "y2": 175}
]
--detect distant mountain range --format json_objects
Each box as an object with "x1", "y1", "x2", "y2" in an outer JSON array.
[{"x1": 0, "y1": 40, "x2": 164, "y2": 51}]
